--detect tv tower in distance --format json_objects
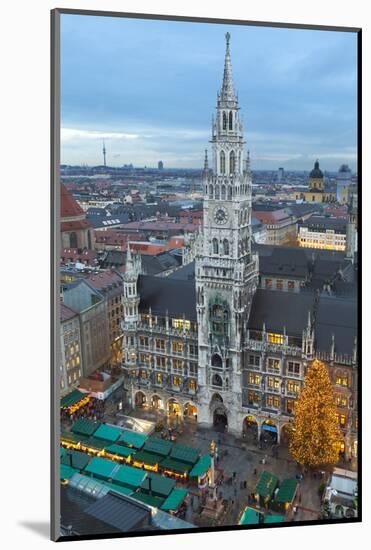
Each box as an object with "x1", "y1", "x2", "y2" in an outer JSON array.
[{"x1": 102, "y1": 140, "x2": 107, "y2": 167}]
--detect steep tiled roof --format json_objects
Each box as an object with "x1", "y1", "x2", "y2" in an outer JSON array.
[{"x1": 61, "y1": 184, "x2": 85, "y2": 218}]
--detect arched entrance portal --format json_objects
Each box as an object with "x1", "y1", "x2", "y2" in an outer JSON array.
[
  {"x1": 184, "y1": 402, "x2": 197, "y2": 421},
  {"x1": 151, "y1": 394, "x2": 163, "y2": 410},
  {"x1": 243, "y1": 415, "x2": 259, "y2": 441},
  {"x1": 167, "y1": 398, "x2": 181, "y2": 417},
  {"x1": 261, "y1": 419, "x2": 278, "y2": 444},
  {"x1": 135, "y1": 391, "x2": 146, "y2": 408},
  {"x1": 213, "y1": 407, "x2": 228, "y2": 432}
]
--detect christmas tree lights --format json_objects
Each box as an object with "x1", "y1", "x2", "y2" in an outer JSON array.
[{"x1": 288, "y1": 359, "x2": 341, "y2": 469}]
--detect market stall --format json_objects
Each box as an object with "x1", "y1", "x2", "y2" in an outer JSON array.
[
  {"x1": 189, "y1": 454, "x2": 211, "y2": 489},
  {"x1": 60, "y1": 389, "x2": 91, "y2": 414},
  {"x1": 239, "y1": 506, "x2": 264, "y2": 525},
  {"x1": 273, "y1": 479, "x2": 298, "y2": 512},
  {"x1": 161, "y1": 488, "x2": 188, "y2": 514},
  {"x1": 255, "y1": 471, "x2": 279, "y2": 507}
]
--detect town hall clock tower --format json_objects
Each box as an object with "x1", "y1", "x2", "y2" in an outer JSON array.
[{"x1": 195, "y1": 33, "x2": 259, "y2": 433}]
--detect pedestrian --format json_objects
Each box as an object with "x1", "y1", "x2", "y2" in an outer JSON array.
[{"x1": 253, "y1": 468, "x2": 257, "y2": 475}]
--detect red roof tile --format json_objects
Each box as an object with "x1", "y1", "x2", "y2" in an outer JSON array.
[{"x1": 61, "y1": 184, "x2": 85, "y2": 218}]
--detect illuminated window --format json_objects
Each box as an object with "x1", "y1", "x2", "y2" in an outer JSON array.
[
  {"x1": 140, "y1": 353, "x2": 151, "y2": 365},
  {"x1": 267, "y1": 377, "x2": 280, "y2": 389},
  {"x1": 189, "y1": 379, "x2": 197, "y2": 391},
  {"x1": 173, "y1": 375, "x2": 181, "y2": 387},
  {"x1": 172, "y1": 340, "x2": 183, "y2": 354},
  {"x1": 339, "y1": 414, "x2": 347, "y2": 427},
  {"x1": 287, "y1": 399, "x2": 295, "y2": 413},
  {"x1": 268, "y1": 333, "x2": 284, "y2": 345},
  {"x1": 287, "y1": 380, "x2": 300, "y2": 394},
  {"x1": 248, "y1": 373, "x2": 261, "y2": 386},
  {"x1": 266, "y1": 395, "x2": 280, "y2": 408},
  {"x1": 336, "y1": 395, "x2": 348, "y2": 407},
  {"x1": 172, "y1": 318, "x2": 191, "y2": 331},
  {"x1": 248, "y1": 391, "x2": 260, "y2": 405},
  {"x1": 156, "y1": 373, "x2": 163, "y2": 384},
  {"x1": 336, "y1": 375, "x2": 349, "y2": 387},
  {"x1": 276, "y1": 279, "x2": 283, "y2": 290},
  {"x1": 288, "y1": 281, "x2": 295, "y2": 291}
]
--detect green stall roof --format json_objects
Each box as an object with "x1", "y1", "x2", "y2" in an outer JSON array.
[
  {"x1": 264, "y1": 515, "x2": 285, "y2": 524},
  {"x1": 105, "y1": 444, "x2": 133, "y2": 459},
  {"x1": 170, "y1": 444, "x2": 200, "y2": 465},
  {"x1": 61, "y1": 449, "x2": 90, "y2": 471},
  {"x1": 132, "y1": 491, "x2": 165, "y2": 509},
  {"x1": 60, "y1": 464, "x2": 78, "y2": 481},
  {"x1": 86, "y1": 436, "x2": 111, "y2": 450},
  {"x1": 189, "y1": 455, "x2": 211, "y2": 478},
  {"x1": 144, "y1": 437, "x2": 172, "y2": 457},
  {"x1": 161, "y1": 457, "x2": 192, "y2": 474},
  {"x1": 161, "y1": 488, "x2": 188, "y2": 512},
  {"x1": 239, "y1": 507, "x2": 263, "y2": 525},
  {"x1": 85, "y1": 457, "x2": 118, "y2": 481},
  {"x1": 71, "y1": 418, "x2": 99, "y2": 437},
  {"x1": 94, "y1": 423, "x2": 123, "y2": 443},
  {"x1": 275, "y1": 479, "x2": 298, "y2": 504},
  {"x1": 118, "y1": 430, "x2": 147, "y2": 450},
  {"x1": 140, "y1": 472, "x2": 176, "y2": 498},
  {"x1": 255, "y1": 471, "x2": 279, "y2": 499},
  {"x1": 113, "y1": 464, "x2": 147, "y2": 490},
  {"x1": 61, "y1": 389, "x2": 86, "y2": 409},
  {"x1": 61, "y1": 431, "x2": 90, "y2": 446},
  {"x1": 132, "y1": 451, "x2": 163, "y2": 467}
]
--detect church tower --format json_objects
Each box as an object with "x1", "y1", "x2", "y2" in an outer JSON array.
[{"x1": 195, "y1": 33, "x2": 259, "y2": 433}]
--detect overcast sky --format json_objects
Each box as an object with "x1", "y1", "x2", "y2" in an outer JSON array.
[{"x1": 61, "y1": 14, "x2": 358, "y2": 171}]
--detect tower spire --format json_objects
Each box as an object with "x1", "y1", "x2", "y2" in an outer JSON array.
[{"x1": 220, "y1": 32, "x2": 236, "y2": 102}]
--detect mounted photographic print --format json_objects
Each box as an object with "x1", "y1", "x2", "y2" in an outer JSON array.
[{"x1": 51, "y1": 9, "x2": 361, "y2": 541}]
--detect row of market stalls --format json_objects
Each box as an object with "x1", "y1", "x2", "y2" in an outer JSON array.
[
  {"x1": 239, "y1": 470, "x2": 299, "y2": 522},
  {"x1": 60, "y1": 389, "x2": 91, "y2": 415},
  {"x1": 60, "y1": 418, "x2": 213, "y2": 515},
  {"x1": 61, "y1": 418, "x2": 212, "y2": 484}
]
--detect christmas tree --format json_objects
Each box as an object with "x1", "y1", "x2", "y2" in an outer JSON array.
[{"x1": 289, "y1": 359, "x2": 341, "y2": 469}]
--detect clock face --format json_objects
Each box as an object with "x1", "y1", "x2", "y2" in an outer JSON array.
[{"x1": 213, "y1": 206, "x2": 228, "y2": 225}]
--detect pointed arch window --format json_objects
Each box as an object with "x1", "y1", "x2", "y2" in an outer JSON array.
[
  {"x1": 212, "y1": 238, "x2": 219, "y2": 255},
  {"x1": 229, "y1": 111, "x2": 233, "y2": 130},
  {"x1": 228, "y1": 186, "x2": 232, "y2": 200},
  {"x1": 221, "y1": 185, "x2": 226, "y2": 200},
  {"x1": 220, "y1": 151, "x2": 226, "y2": 174},
  {"x1": 222, "y1": 112, "x2": 227, "y2": 130},
  {"x1": 230, "y1": 150, "x2": 236, "y2": 174},
  {"x1": 223, "y1": 239, "x2": 229, "y2": 256}
]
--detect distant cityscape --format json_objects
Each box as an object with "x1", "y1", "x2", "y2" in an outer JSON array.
[{"x1": 58, "y1": 30, "x2": 358, "y2": 538}]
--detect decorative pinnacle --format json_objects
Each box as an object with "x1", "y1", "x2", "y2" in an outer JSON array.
[
  {"x1": 225, "y1": 32, "x2": 230, "y2": 48},
  {"x1": 204, "y1": 149, "x2": 209, "y2": 170}
]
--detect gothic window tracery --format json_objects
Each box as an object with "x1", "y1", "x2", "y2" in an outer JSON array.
[
  {"x1": 222, "y1": 112, "x2": 227, "y2": 130},
  {"x1": 229, "y1": 111, "x2": 233, "y2": 130},
  {"x1": 223, "y1": 238, "x2": 229, "y2": 256},
  {"x1": 212, "y1": 238, "x2": 219, "y2": 255},
  {"x1": 230, "y1": 150, "x2": 236, "y2": 174},
  {"x1": 220, "y1": 151, "x2": 226, "y2": 174}
]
